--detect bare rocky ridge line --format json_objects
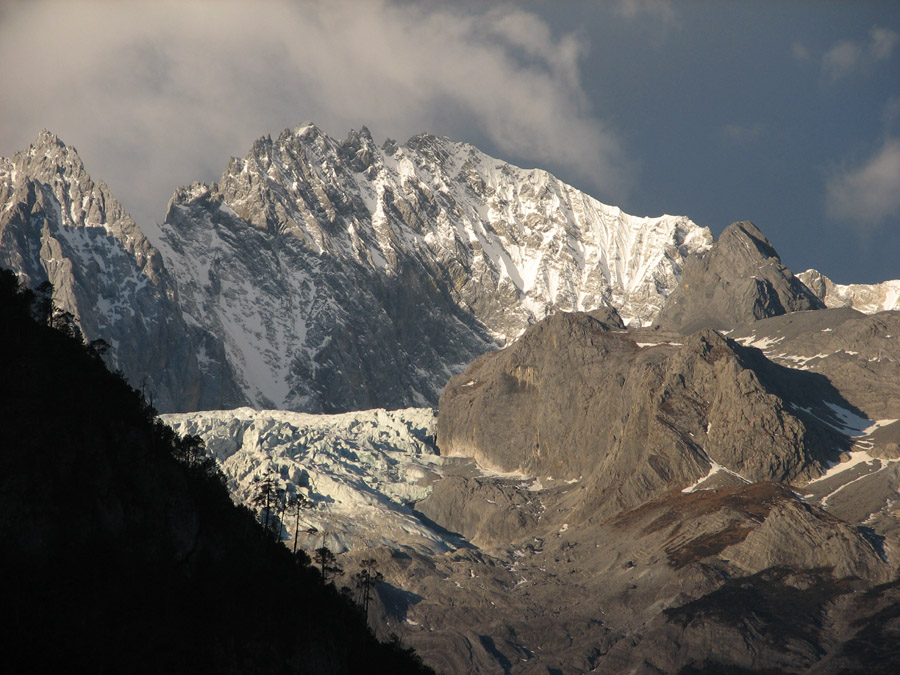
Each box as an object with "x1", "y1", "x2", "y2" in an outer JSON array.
[{"x1": 653, "y1": 221, "x2": 824, "y2": 334}]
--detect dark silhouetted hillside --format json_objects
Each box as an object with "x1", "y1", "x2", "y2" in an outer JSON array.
[{"x1": 0, "y1": 268, "x2": 433, "y2": 674}]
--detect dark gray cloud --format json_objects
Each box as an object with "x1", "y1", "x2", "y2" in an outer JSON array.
[{"x1": 0, "y1": 0, "x2": 629, "y2": 227}]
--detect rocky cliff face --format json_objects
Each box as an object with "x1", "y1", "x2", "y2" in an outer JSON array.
[
  {"x1": 399, "y1": 308, "x2": 900, "y2": 672},
  {"x1": 654, "y1": 221, "x2": 823, "y2": 334},
  {"x1": 0, "y1": 132, "x2": 243, "y2": 411},
  {"x1": 437, "y1": 310, "x2": 848, "y2": 522}
]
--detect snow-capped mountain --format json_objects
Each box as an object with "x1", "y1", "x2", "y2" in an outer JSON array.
[
  {"x1": 0, "y1": 126, "x2": 712, "y2": 412},
  {"x1": 799, "y1": 268, "x2": 900, "y2": 313},
  {"x1": 8, "y1": 126, "x2": 900, "y2": 673},
  {"x1": 152, "y1": 124, "x2": 711, "y2": 411},
  {"x1": 0, "y1": 131, "x2": 243, "y2": 412}
]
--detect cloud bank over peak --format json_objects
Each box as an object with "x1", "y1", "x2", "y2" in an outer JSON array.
[{"x1": 0, "y1": 0, "x2": 631, "y2": 228}]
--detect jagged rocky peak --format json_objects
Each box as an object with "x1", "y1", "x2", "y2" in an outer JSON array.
[
  {"x1": 1, "y1": 131, "x2": 166, "y2": 282},
  {"x1": 438, "y1": 309, "x2": 841, "y2": 521},
  {"x1": 799, "y1": 267, "x2": 900, "y2": 314},
  {"x1": 20, "y1": 130, "x2": 71, "y2": 174},
  {"x1": 149, "y1": 123, "x2": 713, "y2": 412},
  {"x1": 10, "y1": 131, "x2": 118, "y2": 222},
  {"x1": 338, "y1": 126, "x2": 378, "y2": 172},
  {"x1": 653, "y1": 220, "x2": 823, "y2": 334},
  {"x1": 0, "y1": 132, "x2": 243, "y2": 413},
  {"x1": 202, "y1": 123, "x2": 713, "y2": 328},
  {"x1": 23, "y1": 129, "x2": 74, "y2": 168}
]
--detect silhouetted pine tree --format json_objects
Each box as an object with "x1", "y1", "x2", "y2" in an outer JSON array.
[
  {"x1": 314, "y1": 544, "x2": 344, "y2": 584},
  {"x1": 354, "y1": 558, "x2": 384, "y2": 622}
]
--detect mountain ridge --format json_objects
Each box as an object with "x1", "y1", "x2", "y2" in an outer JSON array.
[
  {"x1": 0, "y1": 130, "x2": 244, "y2": 412},
  {"x1": 6, "y1": 124, "x2": 900, "y2": 672},
  {"x1": 1, "y1": 125, "x2": 713, "y2": 412}
]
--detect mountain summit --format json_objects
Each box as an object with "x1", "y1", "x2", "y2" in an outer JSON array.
[
  {"x1": 0, "y1": 130, "x2": 243, "y2": 411},
  {"x1": 155, "y1": 124, "x2": 712, "y2": 411},
  {"x1": 653, "y1": 221, "x2": 823, "y2": 333},
  {"x1": 1, "y1": 126, "x2": 713, "y2": 411}
]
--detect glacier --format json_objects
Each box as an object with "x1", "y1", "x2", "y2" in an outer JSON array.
[{"x1": 161, "y1": 406, "x2": 458, "y2": 554}]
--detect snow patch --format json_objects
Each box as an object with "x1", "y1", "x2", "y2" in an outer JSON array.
[{"x1": 682, "y1": 457, "x2": 750, "y2": 493}]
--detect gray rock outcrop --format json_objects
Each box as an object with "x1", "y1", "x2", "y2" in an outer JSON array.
[
  {"x1": 438, "y1": 310, "x2": 846, "y2": 522},
  {"x1": 654, "y1": 221, "x2": 824, "y2": 334}
]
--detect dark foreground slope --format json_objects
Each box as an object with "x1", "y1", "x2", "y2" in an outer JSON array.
[{"x1": 0, "y1": 269, "x2": 432, "y2": 675}]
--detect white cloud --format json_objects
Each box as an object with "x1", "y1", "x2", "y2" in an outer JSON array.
[
  {"x1": 827, "y1": 138, "x2": 900, "y2": 225},
  {"x1": 822, "y1": 26, "x2": 899, "y2": 82},
  {"x1": 614, "y1": 0, "x2": 676, "y2": 24},
  {"x1": 0, "y1": 0, "x2": 631, "y2": 228}
]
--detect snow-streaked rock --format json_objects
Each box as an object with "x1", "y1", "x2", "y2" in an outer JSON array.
[
  {"x1": 161, "y1": 406, "x2": 458, "y2": 554},
  {"x1": 799, "y1": 268, "x2": 900, "y2": 314},
  {"x1": 1, "y1": 127, "x2": 711, "y2": 412},
  {"x1": 153, "y1": 124, "x2": 712, "y2": 410},
  {"x1": 0, "y1": 131, "x2": 243, "y2": 411}
]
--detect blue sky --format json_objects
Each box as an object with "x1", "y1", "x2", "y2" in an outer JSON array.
[{"x1": 1, "y1": 0, "x2": 898, "y2": 283}]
